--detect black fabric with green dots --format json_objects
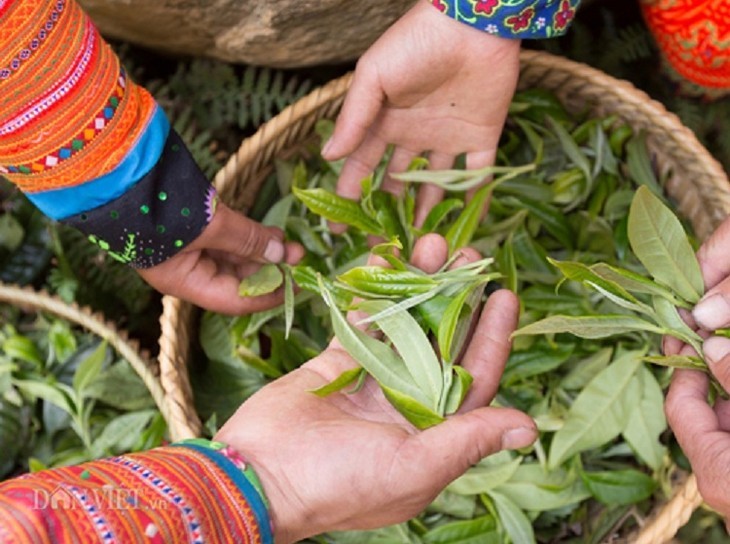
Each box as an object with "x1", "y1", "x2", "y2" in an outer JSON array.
[{"x1": 64, "y1": 130, "x2": 214, "y2": 269}]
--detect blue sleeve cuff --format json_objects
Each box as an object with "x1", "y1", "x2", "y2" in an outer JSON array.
[{"x1": 25, "y1": 105, "x2": 170, "y2": 220}]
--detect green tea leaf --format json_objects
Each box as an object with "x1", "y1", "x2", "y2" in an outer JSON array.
[
  {"x1": 626, "y1": 132, "x2": 663, "y2": 197},
  {"x1": 448, "y1": 452, "x2": 522, "y2": 495},
  {"x1": 238, "y1": 264, "x2": 283, "y2": 297},
  {"x1": 627, "y1": 186, "x2": 703, "y2": 304},
  {"x1": 421, "y1": 199, "x2": 465, "y2": 233},
  {"x1": 547, "y1": 116, "x2": 592, "y2": 182},
  {"x1": 652, "y1": 295, "x2": 703, "y2": 353},
  {"x1": 261, "y1": 193, "x2": 294, "y2": 229},
  {"x1": 494, "y1": 464, "x2": 590, "y2": 511},
  {"x1": 548, "y1": 350, "x2": 643, "y2": 469},
  {"x1": 504, "y1": 342, "x2": 574, "y2": 384},
  {"x1": 512, "y1": 315, "x2": 664, "y2": 340},
  {"x1": 446, "y1": 184, "x2": 491, "y2": 256},
  {"x1": 14, "y1": 380, "x2": 73, "y2": 415},
  {"x1": 438, "y1": 288, "x2": 472, "y2": 365},
  {"x1": 582, "y1": 469, "x2": 656, "y2": 505},
  {"x1": 560, "y1": 347, "x2": 613, "y2": 390},
  {"x1": 590, "y1": 263, "x2": 690, "y2": 308},
  {"x1": 443, "y1": 366, "x2": 474, "y2": 415},
  {"x1": 622, "y1": 366, "x2": 667, "y2": 470},
  {"x1": 72, "y1": 340, "x2": 107, "y2": 394},
  {"x1": 283, "y1": 265, "x2": 295, "y2": 340},
  {"x1": 358, "y1": 299, "x2": 443, "y2": 409},
  {"x1": 320, "y1": 281, "x2": 428, "y2": 405},
  {"x1": 91, "y1": 410, "x2": 156, "y2": 457},
  {"x1": 489, "y1": 490, "x2": 536, "y2": 544},
  {"x1": 642, "y1": 354, "x2": 707, "y2": 371},
  {"x1": 310, "y1": 367, "x2": 365, "y2": 397},
  {"x1": 549, "y1": 258, "x2": 653, "y2": 316},
  {"x1": 423, "y1": 516, "x2": 499, "y2": 544},
  {"x1": 293, "y1": 187, "x2": 382, "y2": 234},
  {"x1": 381, "y1": 384, "x2": 444, "y2": 429},
  {"x1": 337, "y1": 266, "x2": 436, "y2": 297}
]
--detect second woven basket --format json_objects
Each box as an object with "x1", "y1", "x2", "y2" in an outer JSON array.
[{"x1": 159, "y1": 50, "x2": 730, "y2": 543}]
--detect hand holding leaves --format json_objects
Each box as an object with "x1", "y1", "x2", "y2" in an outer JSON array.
[
  {"x1": 214, "y1": 234, "x2": 536, "y2": 544},
  {"x1": 514, "y1": 186, "x2": 709, "y2": 373}
]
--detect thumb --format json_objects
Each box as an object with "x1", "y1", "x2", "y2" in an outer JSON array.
[
  {"x1": 322, "y1": 63, "x2": 384, "y2": 161},
  {"x1": 191, "y1": 203, "x2": 285, "y2": 262},
  {"x1": 412, "y1": 407, "x2": 536, "y2": 486}
]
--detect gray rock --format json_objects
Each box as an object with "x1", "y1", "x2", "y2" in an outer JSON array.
[{"x1": 79, "y1": 0, "x2": 416, "y2": 68}]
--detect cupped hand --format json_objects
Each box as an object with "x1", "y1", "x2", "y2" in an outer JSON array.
[
  {"x1": 138, "y1": 202, "x2": 304, "y2": 315},
  {"x1": 323, "y1": 1, "x2": 520, "y2": 226},
  {"x1": 215, "y1": 234, "x2": 536, "y2": 543}
]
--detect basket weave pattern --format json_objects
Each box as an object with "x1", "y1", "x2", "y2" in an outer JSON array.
[{"x1": 159, "y1": 50, "x2": 730, "y2": 543}]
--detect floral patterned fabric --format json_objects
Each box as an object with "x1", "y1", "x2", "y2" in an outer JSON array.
[{"x1": 431, "y1": 0, "x2": 581, "y2": 39}]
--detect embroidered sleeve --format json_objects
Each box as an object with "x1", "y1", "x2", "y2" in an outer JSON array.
[
  {"x1": 0, "y1": 0, "x2": 215, "y2": 268},
  {"x1": 430, "y1": 0, "x2": 581, "y2": 39},
  {"x1": 0, "y1": 443, "x2": 273, "y2": 544}
]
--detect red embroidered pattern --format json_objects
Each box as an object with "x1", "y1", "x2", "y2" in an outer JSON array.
[
  {"x1": 0, "y1": 71, "x2": 126, "y2": 175},
  {"x1": 505, "y1": 7, "x2": 535, "y2": 32},
  {"x1": 641, "y1": 0, "x2": 730, "y2": 89},
  {"x1": 0, "y1": 0, "x2": 158, "y2": 192}
]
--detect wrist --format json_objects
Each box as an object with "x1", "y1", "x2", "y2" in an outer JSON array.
[
  {"x1": 212, "y1": 430, "x2": 310, "y2": 544},
  {"x1": 174, "y1": 438, "x2": 276, "y2": 542}
]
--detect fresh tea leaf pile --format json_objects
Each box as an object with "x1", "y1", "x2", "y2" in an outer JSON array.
[
  {"x1": 195, "y1": 90, "x2": 697, "y2": 542},
  {"x1": 0, "y1": 307, "x2": 163, "y2": 476}
]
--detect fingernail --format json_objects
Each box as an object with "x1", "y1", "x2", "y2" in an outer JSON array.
[
  {"x1": 702, "y1": 336, "x2": 730, "y2": 365},
  {"x1": 264, "y1": 240, "x2": 285, "y2": 263},
  {"x1": 693, "y1": 293, "x2": 730, "y2": 330},
  {"x1": 321, "y1": 137, "x2": 333, "y2": 158},
  {"x1": 501, "y1": 427, "x2": 537, "y2": 450}
]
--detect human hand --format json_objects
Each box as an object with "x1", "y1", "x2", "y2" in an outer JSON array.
[
  {"x1": 215, "y1": 234, "x2": 537, "y2": 543},
  {"x1": 323, "y1": 1, "x2": 520, "y2": 226},
  {"x1": 663, "y1": 216, "x2": 730, "y2": 527},
  {"x1": 138, "y1": 202, "x2": 304, "y2": 314}
]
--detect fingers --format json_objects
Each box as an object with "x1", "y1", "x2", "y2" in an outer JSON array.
[
  {"x1": 410, "y1": 233, "x2": 449, "y2": 274},
  {"x1": 458, "y1": 290, "x2": 520, "y2": 412},
  {"x1": 666, "y1": 369, "x2": 730, "y2": 514},
  {"x1": 191, "y1": 203, "x2": 285, "y2": 263},
  {"x1": 697, "y1": 215, "x2": 730, "y2": 290},
  {"x1": 693, "y1": 286, "x2": 730, "y2": 331},
  {"x1": 702, "y1": 336, "x2": 730, "y2": 392},
  {"x1": 409, "y1": 406, "x2": 536, "y2": 488},
  {"x1": 141, "y1": 241, "x2": 303, "y2": 315},
  {"x1": 322, "y1": 62, "x2": 384, "y2": 162}
]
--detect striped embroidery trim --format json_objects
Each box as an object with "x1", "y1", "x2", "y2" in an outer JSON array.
[
  {"x1": 66, "y1": 485, "x2": 115, "y2": 543},
  {"x1": 0, "y1": 18, "x2": 96, "y2": 136},
  {"x1": 0, "y1": 0, "x2": 66, "y2": 81},
  {"x1": 111, "y1": 456, "x2": 205, "y2": 544},
  {"x1": 0, "y1": 69, "x2": 127, "y2": 175}
]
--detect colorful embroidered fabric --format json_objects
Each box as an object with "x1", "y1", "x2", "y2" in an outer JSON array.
[
  {"x1": 0, "y1": 442, "x2": 273, "y2": 543},
  {"x1": 431, "y1": 0, "x2": 581, "y2": 39},
  {"x1": 0, "y1": 0, "x2": 214, "y2": 268},
  {"x1": 640, "y1": 0, "x2": 730, "y2": 93}
]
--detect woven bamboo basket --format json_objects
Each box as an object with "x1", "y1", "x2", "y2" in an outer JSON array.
[{"x1": 159, "y1": 50, "x2": 730, "y2": 542}]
